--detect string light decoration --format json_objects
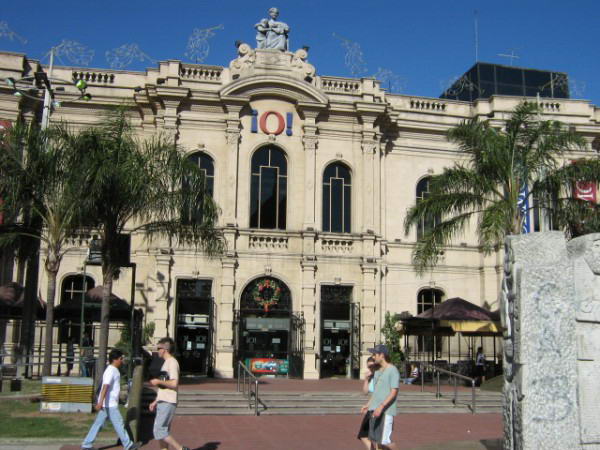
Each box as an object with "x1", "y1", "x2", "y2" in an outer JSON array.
[
  {"x1": 373, "y1": 67, "x2": 405, "y2": 94},
  {"x1": 333, "y1": 33, "x2": 367, "y2": 77},
  {"x1": 106, "y1": 43, "x2": 156, "y2": 70},
  {"x1": 46, "y1": 40, "x2": 95, "y2": 66},
  {"x1": 0, "y1": 21, "x2": 27, "y2": 44},
  {"x1": 184, "y1": 24, "x2": 224, "y2": 64}
]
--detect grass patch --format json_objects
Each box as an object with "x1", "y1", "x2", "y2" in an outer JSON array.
[
  {"x1": 480, "y1": 375, "x2": 503, "y2": 392},
  {"x1": 0, "y1": 398, "x2": 127, "y2": 439},
  {"x1": 0, "y1": 378, "x2": 42, "y2": 397}
]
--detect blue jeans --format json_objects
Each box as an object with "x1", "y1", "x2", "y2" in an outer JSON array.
[{"x1": 82, "y1": 406, "x2": 133, "y2": 449}]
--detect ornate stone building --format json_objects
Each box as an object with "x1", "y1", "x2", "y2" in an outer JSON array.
[{"x1": 0, "y1": 41, "x2": 598, "y2": 379}]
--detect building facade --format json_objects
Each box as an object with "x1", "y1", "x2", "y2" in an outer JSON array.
[{"x1": 1, "y1": 44, "x2": 599, "y2": 379}]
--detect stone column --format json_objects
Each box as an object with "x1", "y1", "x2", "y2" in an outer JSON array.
[
  {"x1": 215, "y1": 246, "x2": 237, "y2": 378},
  {"x1": 297, "y1": 102, "x2": 324, "y2": 230},
  {"x1": 361, "y1": 259, "x2": 377, "y2": 361},
  {"x1": 301, "y1": 252, "x2": 318, "y2": 379},
  {"x1": 221, "y1": 97, "x2": 247, "y2": 226},
  {"x1": 355, "y1": 102, "x2": 384, "y2": 233},
  {"x1": 155, "y1": 86, "x2": 188, "y2": 139}
]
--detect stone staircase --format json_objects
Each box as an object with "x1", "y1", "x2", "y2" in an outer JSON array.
[{"x1": 157, "y1": 389, "x2": 502, "y2": 416}]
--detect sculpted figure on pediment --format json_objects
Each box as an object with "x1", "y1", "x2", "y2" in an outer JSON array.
[{"x1": 255, "y1": 7, "x2": 289, "y2": 51}]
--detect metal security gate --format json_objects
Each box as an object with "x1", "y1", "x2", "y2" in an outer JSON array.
[
  {"x1": 350, "y1": 303, "x2": 361, "y2": 379},
  {"x1": 288, "y1": 312, "x2": 305, "y2": 379}
]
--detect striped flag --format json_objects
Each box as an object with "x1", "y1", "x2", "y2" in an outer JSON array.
[{"x1": 517, "y1": 183, "x2": 531, "y2": 233}]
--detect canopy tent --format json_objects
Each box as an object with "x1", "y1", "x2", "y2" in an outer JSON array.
[
  {"x1": 0, "y1": 282, "x2": 46, "y2": 320},
  {"x1": 397, "y1": 297, "x2": 503, "y2": 375},
  {"x1": 55, "y1": 285, "x2": 132, "y2": 322},
  {"x1": 398, "y1": 297, "x2": 502, "y2": 337}
]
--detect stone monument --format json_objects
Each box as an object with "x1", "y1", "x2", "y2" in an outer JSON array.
[{"x1": 501, "y1": 231, "x2": 600, "y2": 449}]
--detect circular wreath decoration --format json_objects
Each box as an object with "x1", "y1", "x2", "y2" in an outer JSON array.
[{"x1": 252, "y1": 278, "x2": 282, "y2": 312}]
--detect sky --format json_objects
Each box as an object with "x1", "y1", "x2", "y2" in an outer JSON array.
[{"x1": 1, "y1": 0, "x2": 599, "y2": 104}]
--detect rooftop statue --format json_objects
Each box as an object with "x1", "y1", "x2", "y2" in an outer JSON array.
[{"x1": 255, "y1": 7, "x2": 289, "y2": 51}]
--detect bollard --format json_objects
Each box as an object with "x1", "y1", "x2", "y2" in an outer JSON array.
[{"x1": 10, "y1": 378, "x2": 22, "y2": 392}]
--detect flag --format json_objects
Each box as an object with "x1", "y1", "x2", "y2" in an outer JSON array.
[{"x1": 517, "y1": 183, "x2": 530, "y2": 234}]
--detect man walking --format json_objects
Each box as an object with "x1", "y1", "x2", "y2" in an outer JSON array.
[
  {"x1": 149, "y1": 337, "x2": 190, "y2": 450},
  {"x1": 81, "y1": 348, "x2": 138, "y2": 450},
  {"x1": 361, "y1": 344, "x2": 400, "y2": 450}
]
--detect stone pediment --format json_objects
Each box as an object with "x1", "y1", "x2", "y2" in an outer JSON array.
[
  {"x1": 220, "y1": 73, "x2": 328, "y2": 105},
  {"x1": 222, "y1": 44, "x2": 327, "y2": 105}
]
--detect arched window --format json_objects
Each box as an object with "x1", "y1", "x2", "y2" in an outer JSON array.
[
  {"x1": 417, "y1": 288, "x2": 444, "y2": 314},
  {"x1": 187, "y1": 152, "x2": 215, "y2": 197},
  {"x1": 416, "y1": 177, "x2": 440, "y2": 240},
  {"x1": 60, "y1": 275, "x2": 95, "y2": 305},
  {"x1": 417, "y1": 288, "x2": 444, "y2": 353},
  {"x1": 183, "y1": 152, "x2": 214, "y2": 224},
  {"x1": 250, "y1": 146, "x2": 287, "y2": 229},
  {"x1": 322, "y1": 162, "x2": 351, "y2": 233}
]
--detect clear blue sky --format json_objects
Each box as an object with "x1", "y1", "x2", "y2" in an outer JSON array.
[{"x1": 2, "y1": 0, "x2": 598, "y2": 104}]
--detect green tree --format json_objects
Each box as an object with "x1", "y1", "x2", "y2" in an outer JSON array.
[
  {"x1": 68, "y1": 110, "x2": 224, "y2": 379},
  {"x1": 404, "y1": 102, "x2": 600, "y2": 273},
  {"x1": 381, "y1": 312, "x2": 404, "y2": 368},
  {"x1": 0, "y1": 122, "x2": 85, "y2": 376}
]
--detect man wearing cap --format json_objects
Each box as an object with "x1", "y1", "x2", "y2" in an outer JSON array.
[
  {"x1": 149, "y1": 337, "x2": 190, "y2": 450},
  {"x1": 361, "y1": 344, "x2": 400, "y2": 449}
]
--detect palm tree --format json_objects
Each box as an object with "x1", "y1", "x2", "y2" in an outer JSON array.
[
  {"x1": 69, "y1": 110, "x2": 224, "y2": 379},
  {"x1": 0, "y1": 121, "x2": 85, "y2": 376},
  {"x1": 404, "y1": 102, "x2": 600, "y2": 274}
]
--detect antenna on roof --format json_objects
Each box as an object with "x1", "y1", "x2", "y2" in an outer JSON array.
[
  {"x1": 498, "y1": 49, "x2": 520, "y2": 66},
  {"x1": 474, "y1": 10, "x2": 479, "y2": 62}
]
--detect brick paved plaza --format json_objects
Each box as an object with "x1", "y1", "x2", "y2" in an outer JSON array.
[{"x1": 59, "y1": 412, "x2": 502, "y2": 450}]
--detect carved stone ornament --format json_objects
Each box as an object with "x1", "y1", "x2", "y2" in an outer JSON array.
[
  {"x1": 291, "y1": 48, "x2": 316, "y2": 81},
  {"x1": 229, "y1": 43, "x2": 255, "y2": 80}
]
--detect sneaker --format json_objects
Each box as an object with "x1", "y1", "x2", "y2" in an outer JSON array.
[
  {"x1": 127, "y1": 444, "x2": 140, "y2": 450},
  {"x1": 182, "y1": 447, "x2": 190, "y2": 450}
]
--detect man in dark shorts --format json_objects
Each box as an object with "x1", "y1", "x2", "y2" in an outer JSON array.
[{"x1": 361, "y1": 344, "x2": 399, "y2": 449}]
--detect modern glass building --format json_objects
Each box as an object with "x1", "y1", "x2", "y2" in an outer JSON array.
[{"x1": 440, "y1": 62, "x2": 569, "y2": 102}]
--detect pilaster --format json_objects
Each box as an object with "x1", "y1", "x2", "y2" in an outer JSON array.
[
  {"x1": 151, "y1": 251, "x2": 174, "y2": 340},
  {"x1": 300, "y1": 254, "x2": 318, "y2": 379},
  {"x1": 222, "y1": 97, "x2": 249, "y2": 226},
  {"x1": 361, "y1": 259, "x2": 378, "y2": 353},
  {"x1": 215, "y1": 247, "x2": 237, "y2": 378},
  {"x1": 297, "y1": 102, "x2": 325, "y2": 230}
]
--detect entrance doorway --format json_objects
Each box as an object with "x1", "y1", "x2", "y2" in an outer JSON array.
[
  {"x1": 235, "y1": 277, "x2": 304, "y2": 378},
  {"x1": 320, "y1": 285, "x2": 360, "y2": 378},
  {"x1": 175, "y1": 279, "x2": 213, "y2": 375}
]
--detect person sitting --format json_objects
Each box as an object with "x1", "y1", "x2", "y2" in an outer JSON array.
[{"x1": 403, "y1": 364, "x2": 420, "y2": 384}]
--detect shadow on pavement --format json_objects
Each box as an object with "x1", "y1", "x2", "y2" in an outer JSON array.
[
  {"x1": 481, "y1": 439, "x2": 503, "y2": 450},
  {"x1": 194, "y1": 442, "x2": 221, "y2": 450}
]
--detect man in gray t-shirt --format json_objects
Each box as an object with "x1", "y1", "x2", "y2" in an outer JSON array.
[{"x1": 361, "y1": 344, "x2": 399, "y2": 449}]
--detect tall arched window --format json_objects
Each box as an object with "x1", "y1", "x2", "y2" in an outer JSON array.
[
  {"x1": 322, "y1": 162, "x2": 351, "y2": 233},
  {"x1": 250, "y1": 146, "x2": 287, "y2": 229},
  {"x1": 416, "y1": 177, "x2": 440, "y2": 240},
  {"x1": 60, "y1": 275, "x2": 95, "y2": 305},
  {"x1": 187, "y1": 152, "x2": 214, "y2": 197},
  {"x1": 417, "y1": 288, "x2": 444, "y2": 353},
  {"x1": 183, "y1": 152, "x2": 214, "y2": 224}
]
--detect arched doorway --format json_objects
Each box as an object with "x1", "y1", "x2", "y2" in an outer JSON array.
[{"x1": 235, "y1": 277, "x2": 304, "y2": 378}]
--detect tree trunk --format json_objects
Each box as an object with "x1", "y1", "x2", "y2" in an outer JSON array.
[
  {"x1": 42, "y1": 256, "x2": 59, "y2": 376},
  {"x1": 95, "y1": 268, "x2": 114, "y2": 381}
]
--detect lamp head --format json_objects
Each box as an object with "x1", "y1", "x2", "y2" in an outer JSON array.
[
  {"x1": 6, "y1": 77, "x2": 16, "y2": 88},
  {"x1": 81, "y1": 93, "x2": 92, "y2": 101},
  {"x1": 75, "y1": 79, "x2": 87, "y2": 90}
]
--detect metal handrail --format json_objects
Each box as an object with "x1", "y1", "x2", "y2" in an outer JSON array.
[
  {"x1": 236, "y1": 361, "x2": 259, "y2": 416},
  {"x1": 418, "y1": 362, "x2": 477, "y2": 414}
]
